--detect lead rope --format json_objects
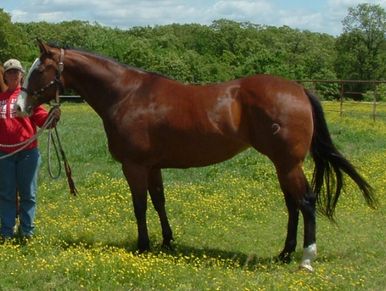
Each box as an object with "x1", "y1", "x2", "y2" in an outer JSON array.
[
  {"x1": 47, "y1": 106, "x2": 78, "y2": 196},
  {"x1": 47, "y1": 122, "x2": 78, "y2": 195}
]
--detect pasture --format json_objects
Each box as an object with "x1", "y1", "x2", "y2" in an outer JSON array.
[{"x1": 0, "y1": 101, "x2": 385, "y2": 290}]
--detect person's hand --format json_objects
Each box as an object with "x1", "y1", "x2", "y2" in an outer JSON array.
[{"x1": 48, "y1": 107, "x2": 61, "y2": 128}]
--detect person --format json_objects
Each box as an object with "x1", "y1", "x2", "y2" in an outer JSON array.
[{"x1": 0, "y1": 58, "x2": 60, "y2": 242}]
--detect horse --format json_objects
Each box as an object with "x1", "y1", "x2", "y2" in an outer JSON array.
[
  {"x1": 16, "y1": 40, "x2": 376, "y2": 271},
  {"x1": 0, "y1": 65, "x2": 7, "y2": 93}
]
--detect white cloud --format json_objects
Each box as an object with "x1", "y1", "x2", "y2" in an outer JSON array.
[
  {"x1": 280, "y1": 11, "x2": 323, "y2": 28},
  {"x1": 91, "y1": 1, "x2": 206, "y2": 27},
  {"x1": 212, "y1": 0, "x2": 273, "y2": 17}
]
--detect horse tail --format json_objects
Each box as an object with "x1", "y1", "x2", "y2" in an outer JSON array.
[{"x1": 305, "y1": 90, "x2": 377, "y2": 221}]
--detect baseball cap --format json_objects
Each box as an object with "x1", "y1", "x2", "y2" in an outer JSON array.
[{"x1": 3, "y1": 59, "x2": 25, "y2": 73}]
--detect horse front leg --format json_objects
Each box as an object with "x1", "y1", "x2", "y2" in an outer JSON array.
[
  {"x1": 148, "y1": 168, "x2": 174, "y2": 249},
  {"x1": 122, "y1": 162, "x2": 150, "y2": 252}
]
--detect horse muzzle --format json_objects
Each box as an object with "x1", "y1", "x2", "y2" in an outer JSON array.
[{"x1": 15, "y1": 91, "x2": 32, "y2": 117}]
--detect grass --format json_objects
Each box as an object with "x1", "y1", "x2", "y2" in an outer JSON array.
[{"x1": 0, "y1": 101, "x2": 385, "y2": 290}]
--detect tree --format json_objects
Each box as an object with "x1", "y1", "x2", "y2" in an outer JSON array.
[
  {"x1": 0, "y1": 9, "x2": 29, "y2": 63},
  {"x1": 335, "y1": 4, "x2": 386, "y2": 97},
  {"x1": 9, "y1": 18, "x2": 339, "y2": 86}
]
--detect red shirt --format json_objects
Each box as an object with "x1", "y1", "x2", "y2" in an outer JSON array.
[{"x1": 0, "y1": 86, "x2": 49, "y2": 153}]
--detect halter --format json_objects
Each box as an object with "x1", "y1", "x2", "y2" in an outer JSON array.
[
  {"x1": 22, "y1": 48, "x2": 65, "y2": 106},
  {"x1": 15, "y1": 48, "x2": 77, "y2": 195}
]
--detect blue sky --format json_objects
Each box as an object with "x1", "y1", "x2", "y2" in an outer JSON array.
[{"x1": 1, "y1": 0, "x2": 386, "y2": 35}]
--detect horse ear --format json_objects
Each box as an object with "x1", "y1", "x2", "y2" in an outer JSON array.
[{"x1": 37, "y1": 39, "x2": 50, "y2": 56}]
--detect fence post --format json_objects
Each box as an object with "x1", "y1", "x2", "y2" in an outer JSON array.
[
  {"x1": 339, "y1": 82, "x2": 344, "y2": 117},
  {"x1": 372, "y1": 84, "x2": 378, "y2": 122}
]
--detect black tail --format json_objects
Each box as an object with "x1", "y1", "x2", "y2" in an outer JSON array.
[{"x1": 306, "y1": 90, "x2": 377, "y2": 220}]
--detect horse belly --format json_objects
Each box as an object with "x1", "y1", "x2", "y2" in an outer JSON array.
[{"x1": 156, "y1": 137, "x2": 249, "y2": 168}]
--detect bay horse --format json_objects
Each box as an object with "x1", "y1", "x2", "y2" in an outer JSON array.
[{"x1": 17, "y1": 41, "x2": 376, "y2": 271}]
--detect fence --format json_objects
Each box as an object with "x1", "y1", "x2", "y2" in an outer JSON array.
[{"x1": 297, "y1": 80, "x2": 386, "y2": 121}]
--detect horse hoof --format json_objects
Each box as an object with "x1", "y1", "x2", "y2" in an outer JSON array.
[
  {"x1": 277, "y1": 251, "x2": 292, "y2": 264},
  {"x1": 299, "y1": 243, "x2": 317, "y2": 272},
  {"x1": 161, "y1": 238, "x2": 174, "y2": 251},
  {"x1": 161, "y1": 243, "x2": 174, "y2": 251},
  {"x1": 299, "y1": 263, "x2": 314, "y2": 272},
  {"x1": 138, "y1": 242, "x2": 150, "y2": 253}
]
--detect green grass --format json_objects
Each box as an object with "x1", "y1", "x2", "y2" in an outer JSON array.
[{"x1": 0, "y1": 102, "x2": 385, "y2": 290}]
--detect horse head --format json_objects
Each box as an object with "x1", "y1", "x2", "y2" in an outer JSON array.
[{"x1": 16, "y1": 40, "x2": 64, "y2": 115}]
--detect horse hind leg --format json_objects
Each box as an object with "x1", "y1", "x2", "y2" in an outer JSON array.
[
  {"x1": 148, "y1": 168, "x2": 174, "y2": 249},
  {"x1": 276, "y1": 163, "x2": 317, "y2": 271},
  {"x1": 299, "y1": 183, "x2": 317, "y2": 271},
  {"x1": 278, "y1": 193, "x2": 300, "y2": 263}
]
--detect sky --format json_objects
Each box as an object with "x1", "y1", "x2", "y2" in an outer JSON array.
[{"x1": 1, "y1": 0, "x2": 386, "y2": 36}]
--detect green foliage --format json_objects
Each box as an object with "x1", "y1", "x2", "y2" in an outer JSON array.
[
  {"x1": 8, "y1": 18, "x2": 338, "y2": 84},
  {"x1": 0, "y1": 9, "x2": 29, "y2": 63},
  {"x1": 363, "y1": 84, "x2": 386, "y2": 102},
  {"x1": 335, "y1": 4, "x2": 386, "y2": 97}
]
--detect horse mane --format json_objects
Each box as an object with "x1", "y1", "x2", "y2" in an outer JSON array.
[{"x1": 48, "y1": 42, "x2": 173, "y2": 81}]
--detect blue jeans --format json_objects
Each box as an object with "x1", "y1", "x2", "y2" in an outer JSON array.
[{"x1": 0, "y1": 148, "x2": 41, "y2": 238}]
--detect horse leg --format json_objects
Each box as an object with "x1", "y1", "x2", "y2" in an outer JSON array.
[
  {"x1": 277, "y1": 164, "x2": 317, "y2": 271},
  {"x1": 121, "y1": 162, "x2": 150, "y2": 252},
  {"x1": 148, "y1": 168, "x2": 174, "y2": 248},
  {"x1": 278, "y1": 194, "x2": 299, "y2": 263},
  {"x1": 299, "y1": 184, "x2": 317, "y2": 271}
]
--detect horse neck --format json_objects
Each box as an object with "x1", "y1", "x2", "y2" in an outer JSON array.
[{"x1": 62, "y1": 50, "x2": 142, "y2": 117}]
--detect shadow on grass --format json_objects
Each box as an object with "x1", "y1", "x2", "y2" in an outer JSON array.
[
  {"x1": 58, "y1": 235, "x2": 292, "y2": 271},
  {"x1": 163, "y1": 243, "x2": 287, "y2": 271}
]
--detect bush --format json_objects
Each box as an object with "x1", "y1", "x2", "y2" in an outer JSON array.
[{"x1": 363, "y1": 84, "x2": 386, "y2": 102}]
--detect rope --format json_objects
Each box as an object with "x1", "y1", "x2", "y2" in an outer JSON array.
[
  {"x1": 46, "y1": 106, "x2": 78, "y2": 195},
  {"x1": 47, "y1": 126, "x2": 61, "y2": 179},
  {"x1": 47, "y1": 125, "x2": 78, "y2": 196}
]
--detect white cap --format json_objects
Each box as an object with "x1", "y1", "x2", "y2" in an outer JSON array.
[{"x1": 3, "y1": 59, "x2": 25, "y2": 73}]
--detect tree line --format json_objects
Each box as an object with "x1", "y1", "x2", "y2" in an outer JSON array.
[{"x1": 1, "y1": 3, "x2": 385, "y2": 100}]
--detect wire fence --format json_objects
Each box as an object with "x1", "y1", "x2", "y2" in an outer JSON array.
[
  {"x1": 320, "y1": 100, "x2": 386, "y2": 121},
  {"x1": 298, "y1": 80, "x2": 386, "y2": 121}
]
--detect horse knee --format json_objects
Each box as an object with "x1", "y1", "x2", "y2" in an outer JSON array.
[{"x1": 299, "y1": 188, "x2": 316, "y2": 219}]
